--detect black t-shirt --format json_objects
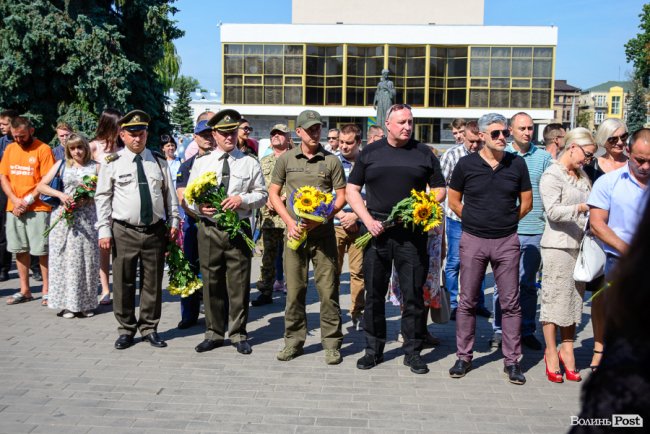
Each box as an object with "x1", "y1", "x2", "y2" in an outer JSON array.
[
  {"x1": 348, "y1": 138, "x2": 446, "y2": 214},
  {"x1": 449, "y1": 152, "x2": 531, "y2": 239}
]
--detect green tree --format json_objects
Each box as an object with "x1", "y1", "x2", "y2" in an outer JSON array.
[
  {"x1": 576, "y1": 111, "x2": 592, "y2": 129},
  {"x1": 627, "y1": 79, "x2": 648, "y2": 133},
  {"x1": 0, "y1": 0, "x2": 183, "y2": 143},
  {"x1": 625, "y1": 3, "x2": 650, "y2": 87},
  {"x1": 170, "y1": 76, "x2": 196, "y2": 134}
]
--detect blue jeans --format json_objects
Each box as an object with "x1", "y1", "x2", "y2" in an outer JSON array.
[
  {"x1": 493, "y1": 233, "x2": 541, "y2": 337},
  {"x1": 180, "y1": 217, "x2": 202, "y2": 323},
  {"x1": 445, "y1": 217, "x2": 486, "y2": 310},
  {"x1": 604, "y1": 254, "x2": 619, "y2": 280}
]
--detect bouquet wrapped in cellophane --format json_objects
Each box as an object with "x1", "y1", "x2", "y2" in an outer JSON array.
[
  {"x1": 166, "y1": 229, "x2": 203, "y2": 298},
  {"x1": 287, "y1": 186, "x2": 335, "y2": 250},
  {"x1": 185, "y1": 171, "x2": 255, "y2": 250},
  {"x1": 43, "y1": 174, "x2": 97, "y2": 238},
  {"x1": 354, "y1": 189, "x2": 443, "y2": 249}
]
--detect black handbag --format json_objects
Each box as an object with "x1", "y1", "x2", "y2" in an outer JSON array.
[{"x1": 40, "y1": 160, "x2": 65, "y2": 207}]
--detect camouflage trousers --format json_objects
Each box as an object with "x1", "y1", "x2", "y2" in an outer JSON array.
[{"x1": 256, "y1": 228, "x2": 285, "y2": 296}]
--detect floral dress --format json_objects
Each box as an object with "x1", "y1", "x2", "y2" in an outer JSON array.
[{"x1": 47, "y1": 162, "x2": 99, "y2": 312}]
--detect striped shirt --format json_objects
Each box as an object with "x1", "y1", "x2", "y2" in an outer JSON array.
[
  {"x1": 440, "y1": 143, "x2": 470, "y2": 221},
  {"x1": 506, "y1": 144, "x2": 552, "y2": 234}
]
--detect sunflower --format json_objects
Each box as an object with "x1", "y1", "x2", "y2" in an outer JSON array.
[
  {"x1": 412, "y1": 202, "x2": 433, "y2": 225},
  {"x1": 295, "y1": 190, "x2": 318, "y2": 213}
]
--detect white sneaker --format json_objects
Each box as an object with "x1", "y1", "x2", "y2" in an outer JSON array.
[{"x1": 62, "y1": 310, "x2": 75, "y2": 319}]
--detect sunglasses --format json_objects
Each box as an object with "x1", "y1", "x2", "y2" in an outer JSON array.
[
  {"x1": 576, "y1": 146, "x2": 595, "y2": 162},
  {"x1": 327, "y1": 136, "x2": 339, "y2": 141},
  {"x1": 385, "y1": 103, "x2": 412, "y2": 118},
  {"x1": 488, "y1": 129, "x2": 511, "y2": 140},
  {"x1": 606, "y1": 133, "x2": 629, "y2": 146},
  {"x1": 239, "y1": 126, "x2": 253, "y2": 133}
]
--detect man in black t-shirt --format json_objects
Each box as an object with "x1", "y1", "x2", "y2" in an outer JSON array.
[
  {"x1": 447, "y1": 112, "x2": 532, "y2": 385},
  {"x1": 347, "y1": 104, "x2": 446, "y2": 374}
]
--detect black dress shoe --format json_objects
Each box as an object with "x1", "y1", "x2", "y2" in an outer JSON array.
[
  {"x1": 177, "y1": 319, "x2": 197, "y2": 330},
  {"x1": 235, "y1": 340, "x2": 252, "y2": 355},
  {"x1": 449, "y1": 359, "x2": 472, "y2": 378},
  {"x1": 476, "y1": 306, "x2": 492, "y2": 318},
  {"x1": 522, "y1": 335, "x2": 543, "y2": 351},
  {"x1": 143, "y1": 332, "x2": 167, "y2": 348},
  {"x1": 449, "y1": 308, "x2": 457, "y2": 321},
  {"x1": 356, "y1": 353, "x2": 384, "y2": 370},
  {"x1": 251, "y1": 293, "x2": 272, "y2": 307},
  {"x1": 404, "y1": 354, "x2": 429, "y2": 374},
  {"x1": 504, "y1": 363, "x2": 526, "y2": 385},
  {"x1": 195, "y1": 339, "x2": 223, "y2": 353},
  {"x1": 114, "y1": 334, "x2": 134, "y2": 350}
]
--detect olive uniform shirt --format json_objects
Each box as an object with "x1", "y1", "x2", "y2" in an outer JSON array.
[
  {"x1": 271, "y1": 145, "x2": 346, "y2": 238},
  {"x1": 260, "y1": 153, "x2": 286, "y2": 229}
]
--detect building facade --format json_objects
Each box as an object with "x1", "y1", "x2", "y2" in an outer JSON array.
[
  {"x1": 220, "y1": 23, "x2": 557, "y2": 144},
  {"x1": 578, "y1": 81, "x2": 631, "y2": 131},
  {"x1": 553, "y1": 80, "x2": 581, "y2": 129}
]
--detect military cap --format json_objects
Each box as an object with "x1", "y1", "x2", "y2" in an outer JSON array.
[
  {"x1": 296, "y1": 110, "x2": 322, "y2": 129},
  {"x1": 207, "y1": 109, "x2": 241, "y2": 132},
  {"x1": 270, "y1": 123, "x2": 290, "y2": 135},
  {"x1": 118, "y1": 110, "x2": 150, "y2": 131}
]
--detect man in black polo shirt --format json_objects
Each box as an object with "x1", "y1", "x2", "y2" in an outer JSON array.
[
  {"x1": 447, "y1": 112, "x2": 532, "y2": 385},
  {"x1": 346, "y1": 104, "x2": 446, "y2": 374}
]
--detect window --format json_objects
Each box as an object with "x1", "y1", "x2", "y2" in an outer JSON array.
[
  {"x1": 346, "y1": 45, "x2": 384, "y2": 106},
  {"x1": 306, "y1": 45, "x2": 343, "y2": 105},
  {"x1": 611, "y1": 95, "x2": 621, "y2": 115},
  {"x1": 594, "y1": 95, "x2": 606, "y2": 107},
  {"x1": 594, "y1": 111, "x2": 605, "y2": 124}
]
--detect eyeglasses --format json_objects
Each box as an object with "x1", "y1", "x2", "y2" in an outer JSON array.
[
  {"x1": 271, "y1": 131, "x2": 286, "y2": 136},
  {"x1": 239, "y1": 126, "x2": 253, "y2": 133},
  {"x1": 385, "y1": 104, "x2": 412, "y2": 119},
  {"x1": 606, "y1": 133, "x2": 629, "y2": 146},
  {"x1": 576, "y1": 146, "x2": 595, "y2": 162},
  {"x1": 327, "y1": 136, "x2": 338, "y2": 141},
  {"x1": 488, "y1": 129, "x2": 510, "y2": 140}
]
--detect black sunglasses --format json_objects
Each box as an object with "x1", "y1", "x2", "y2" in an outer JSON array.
[
  {"x1": 606, "y1": 133, "x2": 629, "y2": 146},
  {"x1": 489, "y1": 129, "x2": 511, "y2": 140},
  {"x1": 239, "y1": 126, "x2": 253, "y2": 133},
  {"x1": 386, "y1": 104, "x2": 412, "y2": 118},
  {"x1": 327, "y1": 136, "x2": 338, "y2": 140}
]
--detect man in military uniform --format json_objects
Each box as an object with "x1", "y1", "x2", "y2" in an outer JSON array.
[
  {"x1": 269, "y1": 109, "x2": 347, "y2": 365},
  {"x1": 95, "y1": 110, "x2": 179, "y2": 350},
  {"x1": 185, "y1": 109, "x2": 267, "y2": 355},
  {"x1": 251, "y1": 123, "x2": 292, "y2": 306}
]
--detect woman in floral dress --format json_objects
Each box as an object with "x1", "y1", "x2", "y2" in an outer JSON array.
[{"x1": 37, "y1": 134, "x2": 99, "y2": 318}]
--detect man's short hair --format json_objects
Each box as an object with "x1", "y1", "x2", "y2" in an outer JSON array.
[
  {"x1": 543, "y1": 123, "x2": 564, "y2": 144},
  {"x1": 339, "y1": 124, "x2": 361, "y2": 142},
  {"x1": 367, "y1": 125, "x2": 382, "y2": 135},
  {"x1": 0, "y1": 109, "x2": 20, "y2": 120},
  {"x1": 477, "y1": 113, "x2": 507, "y2": 132},
  {"x1": 328, "y1": 128, "x2": 339, "y2": 135},
  {"x1": 510, "y1": 111, "x2": 532, "y2": 125},
  {"x1": 196, "y1": 111, "x2": 213, "y2": 122},
  {"x1": 465, "y1": 120, "x2": 479, "y2": 135},
  {"x1": 11, "y1": 116, "x2": 33, "y2": 130},
  {"x1": 629, "y1": 128, "x2": 650, "y2": 153},
  {"x1": 450, "y1": 118, "x2": 466, "y2": 130},
  {"x1": 56, "y1": 121, "x2": 73, "y2": 132}
]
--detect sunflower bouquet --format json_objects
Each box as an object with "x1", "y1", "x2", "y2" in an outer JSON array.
[
  {"x1": 185, "y1": 171, "x2": 255, "y2": 250},
  {"x1": 165, "y1": 234, "x2": 203, "y2": 298},
  {"x1": 287, "y1": 186, "x2": 335, "y2": 250},
  {"x1": 43, "y1": 174, "x2": 98, "y2": 238},
  {"x1": 354, "y1": 189, "x2": 443, "y2": 249}
]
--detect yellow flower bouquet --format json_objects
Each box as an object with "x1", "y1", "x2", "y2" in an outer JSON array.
[
  {"x1": 185, "y1": 171, "x2": 255, "y2": 250},
  {"x1": 287, "y1": 186, "x2": 335, "y2": 250},
  {"x1": 166, "y1": 236, "x2": 203, "y2": 298},
  {"x1": 354, "y1": 189, "x2": 443, "y2": 249}
]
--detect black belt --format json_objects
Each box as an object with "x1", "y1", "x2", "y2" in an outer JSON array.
[
  {"x1": 114, "y1": 219, "x2": 164, "y2": 233},
  {"x1": 369, "y1": 210, "x2": 390, "y2": 221}
]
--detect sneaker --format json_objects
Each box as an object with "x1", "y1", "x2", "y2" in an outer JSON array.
[
  {"x1": 403, "y1": 354, "x2": 429, "y2": 374},
  {"x1": 449, "y1": 359, "x2": 472, "y2": 378},
  {"x1": 489, "y1": 333, "x2": 502, "y2": 350},
  {"x1": 62, "y1": 310, "x2": 75, "y2": 319},
  {"x1": 476, "y1": 306, "x2": 492, "y2": 318},
  {"x1": 273, "y1": 280, "x2": 285, "y2": 292},
  {"x1": 504, "y1": 363, "x2": 526, "y2": 385},
  {"x1": 251, "y1": 293, "x2": 273, "y2": 307},
  {"x1": 356, "y1": 353, "x2": 384, "y2": 370},
  {"x1": 276, "y1": 346, "x2": 303, "y2": 361},
  {"x1": 396, "y1": 331, "x2": 404, "y2": 343},
  {"x1": 522, "y1": 335, "x2": 543, "y2": 351},
  {"x1": 83, "y1": 310, "x2": 95, "y2": 318},
  {"x1": 324, "y1": 349, "x2": 342, "y2": 365}
]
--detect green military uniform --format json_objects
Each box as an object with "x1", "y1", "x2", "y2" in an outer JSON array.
[
  {"x1": 271, "y1": 141, "x2": 346, "y2": 351},
  {"x1": 256, "y1": 152, "x2": 286, "y2": 296}
]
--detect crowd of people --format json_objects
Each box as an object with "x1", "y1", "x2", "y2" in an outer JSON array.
[{"x1": 0, "y1": 104, "x2": 648, "y2": 387}]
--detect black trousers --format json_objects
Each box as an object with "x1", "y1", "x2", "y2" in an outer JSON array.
[{"x1": 362, "y1": 226, "x2": 428, "y2": 356}]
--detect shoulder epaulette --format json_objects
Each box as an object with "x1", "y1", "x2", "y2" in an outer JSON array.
[
  {"x1": 105, "y1": 153, "x2": 120, "y2": 163},
  {"x1": 151, "y1": 150, "x2": 165, "y2": 160}
]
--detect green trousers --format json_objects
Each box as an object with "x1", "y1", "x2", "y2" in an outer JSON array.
[{"x1": 283, "y1": 231, "x2": 342, "y2": 350}]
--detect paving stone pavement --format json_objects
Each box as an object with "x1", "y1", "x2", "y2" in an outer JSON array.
[{"x1": 0, "y1": 256, "x2": 594, "y2": 434}]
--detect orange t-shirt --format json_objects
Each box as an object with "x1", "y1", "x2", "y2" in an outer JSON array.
[{"x1": 0, "y1": 139, "x2": 55, "y2": 212}]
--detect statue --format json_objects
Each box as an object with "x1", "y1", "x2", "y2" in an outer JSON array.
[{"x1": 373, "y1": 69, "x2": 396, "y2": 134}]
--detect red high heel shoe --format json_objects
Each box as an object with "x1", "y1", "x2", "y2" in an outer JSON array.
[
  {"x1": 558, "y1": 353, "x2": 582, "y2": 382},
  {"x1": 544, "y1": 355, "x2": 563, "y2": 383}
]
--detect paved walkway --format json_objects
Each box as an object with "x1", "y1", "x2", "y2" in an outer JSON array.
[{"x1": 0, "y1": 256, "x2": 593, "y2": 433}]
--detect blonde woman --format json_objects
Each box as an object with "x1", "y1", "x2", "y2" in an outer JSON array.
[
  {"x1": 539, "y1": 127, "x2": 597, "y2": 383},
  {"x1": 37, "y1": 134, "x2": 99, "y2": 318}
]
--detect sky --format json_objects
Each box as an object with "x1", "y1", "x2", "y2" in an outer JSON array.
[{"x1": 171, "y1": 0, "x2": 646, "y2": 94}]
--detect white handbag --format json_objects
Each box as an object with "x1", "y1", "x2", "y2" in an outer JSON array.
[{"x1": 573, "y1": 224, "x2": 606, "y2": 282}]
